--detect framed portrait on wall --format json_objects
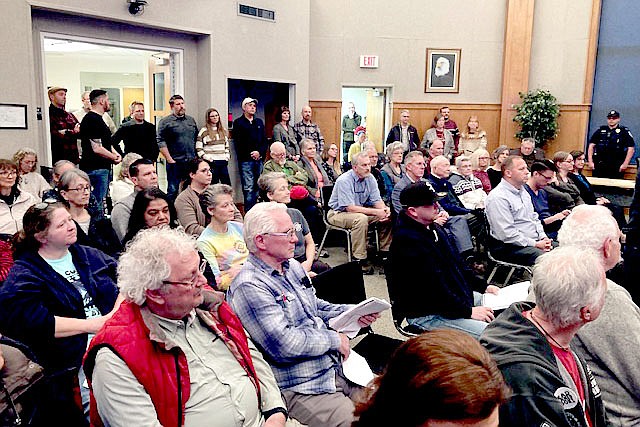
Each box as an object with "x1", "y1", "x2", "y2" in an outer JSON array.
[{"x1": 425, "y1": 48, "x2": 461, "y2": 93}]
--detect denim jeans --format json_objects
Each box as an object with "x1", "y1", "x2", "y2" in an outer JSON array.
[
  {"x1": 166, "y1": 160, "x2": 189, "y2": 202},
  {"x1": 209, "y1": 160, "x2": 231, "y2": 185},
  {"x1": 239, "y1": 160, "x2": 263, "y2": 212},
  {"x1": 87, "y1": 168, "x2": 109, "y2": 217},
  {"x1": 407, "y1": 292, "x2": 487, "y2": 339}
]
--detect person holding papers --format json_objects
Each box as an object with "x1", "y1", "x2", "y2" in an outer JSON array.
[
  {"x1": 390, "y1": 182, "x2": 499, "y2": 339},
  {"x1": 228, "y1": 202, "x2": 381, "y2": 427}
]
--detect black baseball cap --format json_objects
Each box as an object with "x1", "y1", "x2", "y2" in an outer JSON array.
[
  {"x1": 607, "y1": 110, "x2": 620, "y2": 118},
  {"x1": 400, "y1": 182, "x2": 444, "y2": 208}
]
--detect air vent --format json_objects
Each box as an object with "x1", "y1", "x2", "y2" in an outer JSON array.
[{"x1": 238, "y1": 3, "x2": 275, "y2": 21}]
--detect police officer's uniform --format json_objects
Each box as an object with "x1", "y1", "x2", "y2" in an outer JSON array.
[{"x1": 589, "y1": 110, "x2": 635, "y2": 178}]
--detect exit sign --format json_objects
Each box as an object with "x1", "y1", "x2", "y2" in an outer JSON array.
[{"x1": 359, "y1": 55, "x2": 379, "y2": 68}]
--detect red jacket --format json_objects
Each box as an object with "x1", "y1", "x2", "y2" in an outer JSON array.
[{"x1": 84, "y1": 293, "x2": 260, "y2": 427}]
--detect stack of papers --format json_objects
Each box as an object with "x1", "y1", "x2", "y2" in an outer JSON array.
[
  {"x1": 482, "y1": 281, "x2": 531, "y2": 310},
  {"x1": 329, "y1": 297, "x2": 391, "y2": 338}
]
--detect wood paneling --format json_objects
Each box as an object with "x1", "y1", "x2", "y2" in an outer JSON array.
[
  {"x1": 309, "y1": 100, "x2": 341, "y2": 149},
  {"x1": 584, "y1": 0, "x2": 602, "y2": 104},
  {"x1": 499, "y1": 0, "x2": 536, "y2": 146}
]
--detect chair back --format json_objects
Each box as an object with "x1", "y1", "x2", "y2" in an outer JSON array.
[
  {"x1": 319, "y1": 185, "x2": 334, "y2": 225},
  {"x1": 312, "y1": 261, "x2": 364, "y2": 304}
]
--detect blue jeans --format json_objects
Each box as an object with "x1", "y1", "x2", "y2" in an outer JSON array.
[
  {"x1": 239, "y1": 160, "x2": 263, "y2": 212},
  {"x1": 407, "y1": 292, "x2": 487, "y2": 339},
  {"x1": 87, "y1": 169, "x2": 109, "y2": 217},
  {"x1": 209, "y1": 160, "x2": 231, "y2": 185},
  {"x1": 166, "y1": 160, "x2": 189, "y2": 202}
]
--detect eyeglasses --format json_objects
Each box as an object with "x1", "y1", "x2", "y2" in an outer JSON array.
[
  {"x1": 262, "y1": 228, "x2": 296, "y2": 239},
  {"x1": 162, "y1": 259, "x2": 207, "y2": 288},
  {"x1": 0, "y1": 170, "x2": 16, "y2": 177},
  {"x1": 478, "y1": 156, "x2": 490, "y2": 160},
  {"x1": 34, "y1": 197, "x2": 60, "y2": 210},
  {"x1": 538, "y1": 173, "x2": 554, "y2": 180},
  {"x1": 66, "y1": 185, "x2": 91, "y2": 193}
]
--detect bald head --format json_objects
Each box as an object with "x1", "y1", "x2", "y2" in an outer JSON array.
[
  {"x1": 429, "y1": 139, "x2": 444, "y2": 158},
  {"x1": 270, "y1": 141, "x2": 287, "y2": 166}
]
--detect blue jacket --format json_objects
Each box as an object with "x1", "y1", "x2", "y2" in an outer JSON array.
[{"x1": 428, "y1": 174, "x2": 471, "y2": 216}]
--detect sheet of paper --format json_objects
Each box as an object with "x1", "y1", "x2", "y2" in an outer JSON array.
[
  {"x1": 328, "y1": 297, "x2": 391, "y2": 338},
  {"x1": 482, "y1": 281, "x2": 531, "y2": 310},
  {"x1": 341, "y1": 349, "x2": 375, "y2": 387}
]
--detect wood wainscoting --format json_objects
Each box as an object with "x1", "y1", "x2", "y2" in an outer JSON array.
[{"x1": 310, "y1": 100, "x2": 594, "y2": 157}]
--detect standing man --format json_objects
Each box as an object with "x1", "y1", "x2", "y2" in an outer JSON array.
[
  {"x1": 588, "y1": 109, "x2": 635, "y2": 178},
  {"x1": 79, "y1": 89, "x2": 121, "y2": 216},
  {"x1": 440, "y1": 106, "x2": 460, "y2": 152},
  {"x1": 233, "y1": 97, "x2": 267, "y2": 212},
  {"x1": 157, "y1": 94, "x2": 198, "y2": 201},
  {"x1": 341, "y1": 102, "x2": 361, "y2": 163},
  {"x1": 111, "y1": 102, "x2": 159, "y2": 162},
  {"x1": 485, "y1": 156, "x2": 552, "y2": 265},
  {"x1": 48, "y1": 86, "x2": 81, "y2": 164},
  {"x1": 385, "y1": 109, "x2": 420, "y2": 156},
  {"x1": 228, "y1": 202, "x2": 380, "y2": 427},
  {"x1": 74, "y1": 91, "x2": 118, "y2": 136},
  {"x1": 294, "y1": 105, "x2": 325, "y2": 154}
]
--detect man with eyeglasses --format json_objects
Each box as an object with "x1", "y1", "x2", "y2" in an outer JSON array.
[
  {"x1": 228, "y1": 202, "x2": 380, "y2": 427},
  {"x1": 485, "y1": 156, "x2": 552, "y2": 265},
  {"x1": 524, "y1": 160, "x2": 570, "y2": 239},
  {"x1": 262, "y1": 142, "x2": 309, "y2": 187},
  {"x1": 509, "y1": 137, "x2": 545, "y2": 171},
  {"x1": 85, "y1": 227, "x2": 287, "y2": 427}
]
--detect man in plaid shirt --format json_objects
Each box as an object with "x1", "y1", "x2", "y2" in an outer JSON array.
[
  {"x1": 294, "y1": 105, "x2": 325, "y2": 154},
  {"x1": 228, "y1": 202, "x2": 380, "y2": 427}
]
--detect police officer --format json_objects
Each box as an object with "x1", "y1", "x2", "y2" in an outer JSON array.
[{"x1": 588, "y1": 110, "x2": 635, "y2": 178}]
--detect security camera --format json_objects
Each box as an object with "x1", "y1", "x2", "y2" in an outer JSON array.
[{"x1": 128, "y1": 0, "x2": 147, "y2": 15}]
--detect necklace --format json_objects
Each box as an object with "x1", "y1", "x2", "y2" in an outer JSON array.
[{"x1": 529, "y1": 311, "x2": 570, "y2": 351}]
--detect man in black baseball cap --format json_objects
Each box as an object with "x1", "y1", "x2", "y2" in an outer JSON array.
[
  {"x1": 588, "y1": 109, "x2": 635, "y2": 178},
  {"x1": 390, "y1": 181, "x2": 499, "y2": 339}
]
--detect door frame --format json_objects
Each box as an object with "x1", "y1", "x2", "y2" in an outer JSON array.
[{"x1": 341, "y1": 84, "x2": 394, "y2": 151}]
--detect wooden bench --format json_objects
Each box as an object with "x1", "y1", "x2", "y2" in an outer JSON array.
[{"x1": 585, "y1": 176, "x2": 635, "y2": 190}]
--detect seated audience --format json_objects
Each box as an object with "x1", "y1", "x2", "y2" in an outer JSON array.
[
  {"x1": 568, "y1": 150, "x2": 626, "y2": 228},
  {"x1": 391, "y1": 182, "x2": 498, "y2": 339},
  {"x1": 122, "y1": 187, "x2": 179, "y2": 245},
  {"x1": 353, "y1": 330, "x2": 509, "y2": 427},
  {"x1": 546, "y1": 151, "x2": 584, "y2": 213},
  {"x1": 262, "y1": 141, "x2": 308, "y2": 188},
  {"x1": 228, "y1": 202, "x2": 381, "y2": 427},
  {"x1": 458, "y1": 115, "x2": 488, "y2": 156},
  {"x1": 558, "y1": 205, "x2": 640, "y2": 426},
  {"x1": 258, "y1": 172, "x2": 330, "y2": 275},
  {"x1": 328, "y1": 151, "x2": 392, "y2": 274},
  {"x1": 367, "y1": 146, "x2": 389, "y2": 205},
  {"x1": 299, "y1": 138, "x2": 330, "y2": 200},
  {"x1": 470, "y1": 148, "x2": 492, "y2": 193},
  {"x1": 196, "y1": 107, "x2": 232, "y2": 185},
  {"x1": 421, "y1": 113, "x2": 455, "y2": 161},
  {"x1": 111, "y1": 158, "x2": 158, "y2": 241},
  {"x1": 380, "y1": 141, "x2": 405, "y2": 199},
  {"x1": 480, "y1": 247, "x2": 608, "y2": 427},
  {"x1": 85, "y1": 227, "x2": 287, "y2": 427},
  {"x1": 272, "y1": 106, "x2": 300, "y2": 161},
  {"x1": 485, "y1": 155, "x2": 552, "y2": 265},
  {"x1": 509, "y1": 137, "x2": 545, "y2": 170},
  {"x1": 176, "y1": 158, "x2": 216, "y2": 237},
  {"x1": 0, "y1": 159, "x2": 36, "y2": 235},
  {"x1": 42, "y1": 159, "x2": 76, "y2": 201},
  {"x1": 449, "y1": 155, "x2": 487, "y2": 209},
  {"x1": 109, "y1": 152, "x2": 142, "y2": 204},
  {"x1": 59, "y1": 169, "x2": 121, "y2": 258},
  {"x1": 524, "y1": 160, "x2": 569, "y2": 239},
  {"x1": 0, "y1": 202, "x2": 121, "y2": 424},
  {"x1": 197, "y1": 184, "x2": 248, "y2": 291},
  {"x1": 320, "y1": 142, "x2": 342, "y2": 184},
  {"x1": 385, "y1": 109, "x2": 420, "y2": 156},
  {"x1": 487, "y1": 145, "x2": 510, "y2": 189},
  {"x1": 13, "y1": 147, "x2": 51, "y2": 202}
]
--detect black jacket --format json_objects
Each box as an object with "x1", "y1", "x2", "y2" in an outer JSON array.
[
  {"x1": 232, "y1": 115, "x2": 267, "y2": 162},
  {"x1": 390, "y1": 211, "x2": 486, "y2": 320},
  {"x1": 385, "y1": 124, "x2": 420, "y2": 152},
  {"x1": 481, "y1": 302, "x2": 608, "y2": 427}
]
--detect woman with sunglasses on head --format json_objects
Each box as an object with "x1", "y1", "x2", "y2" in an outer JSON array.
[
  {"x1": 13, "y1": 147, "x2": 51, "y2": 202},
  {"x1": 0, "y1": 201, "x2": 122, "y2": 425},
  {"x1": 59, "y1": 169, "x2": 122, "y2": 258},
  {"x1": 197, "y1": 184, "x2": 249, "y2": 291},
  {"x1": 122, "y1": 187, "x2": 179, "y2": 246}
]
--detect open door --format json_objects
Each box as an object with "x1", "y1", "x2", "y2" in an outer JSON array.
[{"x1": 148, "y1": 54, "x2": 172, "y2": 125}]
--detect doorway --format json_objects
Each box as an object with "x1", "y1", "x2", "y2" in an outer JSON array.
[{"x1": 341, "y1": 87, "x2": 390, "y2": 162}]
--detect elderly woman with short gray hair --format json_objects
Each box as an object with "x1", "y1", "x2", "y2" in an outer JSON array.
[
  {"x1": 380, "y1": 141, "x2": 405, "y2": 198},
  {"x1": 197, "y1": 184, "x2": 248, "y2": 291}
]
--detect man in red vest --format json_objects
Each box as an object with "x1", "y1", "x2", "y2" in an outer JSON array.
[{"x1": 84, "y1": 227, "x2": 287, "y2": 427}]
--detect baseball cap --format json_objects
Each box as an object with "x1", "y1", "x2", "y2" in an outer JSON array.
[
  {"x1": 400, "y1": 182, "x2": 444, "y2": 208},
  {"x1": 47, "y1": 86, "x2": 67, "y2": 96},
  {"x1": 607, "y1": 110, "x2": 620, "y2": 118},
  {"x1": 242, "y1": 97, "x2": 258, "y2": 108}
]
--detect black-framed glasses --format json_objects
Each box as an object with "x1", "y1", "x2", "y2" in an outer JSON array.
[
  {"x1": 262, "y1": 228, "x2": 296, "y2": 239},
  {"x1": 66, "y1": 185, "x2": 92, "y2": 193},
  {"x1": 162, "y1": 259, "x2": 207, "y2": 288},
  {"x1": 34, "y1": 197, "x2": 60, "y2": 210}
]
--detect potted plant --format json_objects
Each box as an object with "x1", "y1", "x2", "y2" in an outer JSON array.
[{"x1": 512, "y1": 89, "x2": 560, "y2": 147}]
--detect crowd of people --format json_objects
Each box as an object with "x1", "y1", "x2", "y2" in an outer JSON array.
[{"x1": 0, "y1": 92, "x2": 638, "y2": 426}]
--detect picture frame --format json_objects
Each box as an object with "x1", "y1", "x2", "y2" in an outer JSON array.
[
  {"x1": 0, "y1": 104, "x2": 28, "y2": 129},
  {"x1": 425, "y1": 48, "x2": 461, "y2": 93}
]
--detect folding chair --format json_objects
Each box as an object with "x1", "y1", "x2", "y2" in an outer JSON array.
[
  {"x1": 383, "y1": 254, "x2": 422, "y2": 337},
  {"x1": 484, "y1": 213, "x2": 533, "y2": 287},
  {"x1": 316, "y1": 186, "x2": 353, "y2": 261},
  {"x1": 312, "y1": 261, "x2": 403, "y2": 374}
]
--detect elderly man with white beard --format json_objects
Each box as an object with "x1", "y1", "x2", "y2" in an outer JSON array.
[{"x1": 262, "y1": 141, "x2": 309, "y2": 187}]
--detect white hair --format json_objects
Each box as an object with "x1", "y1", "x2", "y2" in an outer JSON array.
[
  {"x1": 385, "y1": 142, "x2": 404, "y2": 158},
  {"x1": 558, "y1": 205, "x2": 618, "y2": 256},
  {"x1": 270, "y1": 141, "x2": 286, "y2": 153},
  {"x1": 455, "y1": 155, "x2": 471, "y2": 168},
  {"x1": 118, "y1": 228, "x2": 198, "y2": 305},
  {"x1": 300, "y1": 138, "x2": 315, "y2": 150},
  {"x1": 243, "y1": 201, "x2": 288, "y2": 254},
  {"x1": 532, "y1": 246, "x2": 606, "y2": 329},
  {"x1": 351, "y1": 151, "x2": 369, "y2": 166},
  {"x1": 430, "y1": 155, "x2": 450, "y2": 169}
]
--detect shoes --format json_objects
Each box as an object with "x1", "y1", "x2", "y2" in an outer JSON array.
[
  {"x1": 357, "y1": 259, "x2": 375, "y2": 275},
  {"x1": 319, "y1": 249, "x2": 330, "y2": 258}
]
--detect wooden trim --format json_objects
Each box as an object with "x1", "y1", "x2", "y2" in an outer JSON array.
[
  {"x1": 583, "y1": 0, "x2": 602, "y2": 104},
  {"x1": 392, "y1": 102, "x2": 501, "y2": 111}
]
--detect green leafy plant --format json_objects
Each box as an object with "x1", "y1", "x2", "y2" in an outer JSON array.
[{"x1": 512, "y1": 89, "x2": 560, "y2": 147}]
